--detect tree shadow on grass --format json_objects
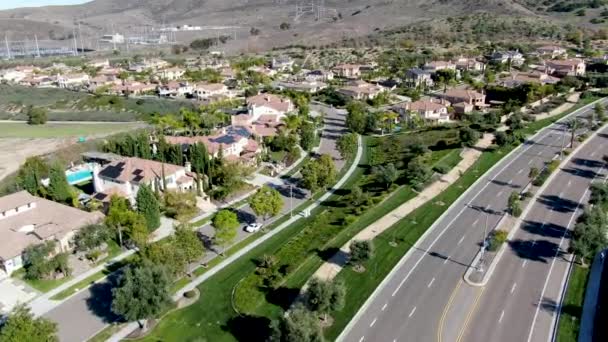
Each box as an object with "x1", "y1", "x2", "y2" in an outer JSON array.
[
  {"x1": 265, "y1": 286, "x2": 301, "y2": 311},
  {"x1": 223, "y1": 314, "x2": 273, "y2": 341},
  {"x1": 316, "y1": 247, "x2": 349, "y2": 266}
]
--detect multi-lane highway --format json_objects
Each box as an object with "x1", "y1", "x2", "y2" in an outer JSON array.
[
  {"x1": 339, "y1": 99, "x2": 606, "y2": 342},
  {"x1": 454, "y1": 122, "x2": 608, "y2": 342}
]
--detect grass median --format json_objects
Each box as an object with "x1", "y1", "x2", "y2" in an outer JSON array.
[{"x1": 556, "y1": 265, "x2": 590, "y2": 342}]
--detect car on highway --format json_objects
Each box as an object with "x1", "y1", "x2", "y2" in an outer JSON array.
[{"x1": 245, "y1": 222, "x2": 263, "y2": 233}]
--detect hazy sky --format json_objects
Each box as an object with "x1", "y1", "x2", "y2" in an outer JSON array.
[{"x1": 0, "y1": 0, "x2": 91, "y2": 10}]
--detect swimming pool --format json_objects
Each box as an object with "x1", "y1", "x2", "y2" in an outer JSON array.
[{"x1": 66, "y1": 169, "x2": 93, "y2": 184}]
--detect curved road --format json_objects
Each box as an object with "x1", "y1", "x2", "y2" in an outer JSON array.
[{"x1": 340, "y1": 99, "x2": 607, "y2": 342}]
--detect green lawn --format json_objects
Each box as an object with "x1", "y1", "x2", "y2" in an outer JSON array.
[
  {"x1": 557, "y1": 265, "x2": 590, "y2": 342},
  {"x1": 0, "y1": 122, "x2": 141, "y2": 138}
]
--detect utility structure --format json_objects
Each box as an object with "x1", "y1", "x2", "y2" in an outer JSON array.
[{"x1": 294, "y1": 0, "x2": 338, "y2": 22}]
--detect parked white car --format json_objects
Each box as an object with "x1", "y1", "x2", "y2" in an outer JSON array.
[{"x1": 245, "y1": 222, "x2": 263, "y2": 233}]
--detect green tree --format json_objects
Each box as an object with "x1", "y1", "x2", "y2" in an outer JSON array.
[
  {"x1": 306, "y1": 278, "x2": 346, "y2": 322},
  {"x1": 571, "y1": 206, "x2": 608, "y2": 266},
  {"x1": 48, "y1": 162, "x2": 72, "y2": 204},
  {"x1": 73, "y1": 224, "x2": 112, "y2": 253},
  {"x1": 508, "y1": 191, "x2": 522, "y2": 217},
  {"x1": 595, "y1": 103, "x2": 606, "y2": 121},
  {"x1": 528, "y1": 167, "x2": 539, "y2": 182},
  {"x1": 111, "y1": 261, "x2": 172, "y2": 330},
  {"x1": 213, "y1": 209, "x2": 239, "y2": 254},
  {"x1": 136, "y1": 184, "x2": 161, "y2": 231},
  {"x1": 23, "y1": 241, "x2": 56, "y2": 280},
  {"x1": 459, "y1": 127, "x2": 480, "y2": 147},
  {"x1": 567, "y1": 118, "x2": 582, "y2": 148},
  {"x1": 271, "y1": 304, "x2": 324, "y2": 342},
  {"x1": 0, "y1": 304, "x2": 58, "y2": 342},
  {"x1": 105, "y1": 196, "x2": 149, "y2": 248},
  {"x1": 346, "y1": 101, "x2": 368, "y2": 134},
  {"x1": 316, "y1": 154, "x2": 337, "y2": 189},
  {"x1": 17, "y1": 156, "x2": 49, "y2": 195},
  {"x1": 336, "y1": 133, "x2": 358, "y2": 160},
  {"x1": 349, "y1": 240, "x2": 373, "y2": 268},
  {"x1": 405, "y1": 157, "x2": 431, "y2": 189},
  {"x1": 249, "y1": 185, "x2": 284, "y2": 221},
  {"x1": 174, "y1": 223, "x2": 204, "y2": 272},
  {"x1": 299, "y1": 122, "x2": 316, "y2": 151},
  {"x1": 374, "y1": 163, "x2": 399, "y2": 189},
  {"x1": 506, "y1": 113, "x2": 524, "y2": 131},
  {"x1": 26, "y1": 106, "x2": 48, "y2": 125},
  {"x1": 163, "y1": 190, "x2": 198, "y2": 222}
]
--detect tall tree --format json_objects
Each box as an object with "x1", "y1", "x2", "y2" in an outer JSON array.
[
  {"x1": 336, "y1": 133, "x2": 358, "y2": 160},
  {"x1": 73, "y1": 224, "x2": 112, "y2": 253},
  {"x1": 48, "y1": 162, "x2": 72, "y2": 204},
  {"x1": 213, "y1": 209, "x2": 239, "y2": 254},
  {"x1": 174, "y1": 223, "x2": 204, "y2": 273},
  {"x1": 17, "y1": 156, "x2": 49, "y2": 196},
  {"x1": 374, "y1": 163, "x2": 399, "y2": 189},
  {"x1": 299, "y1": 122, "x2": 316, "y2": 151},
  {"x1": 567, "y1": 118, "x2": 581, "y2": 148},
  {"x1": 136, "y1": 184, "x2": 161, "y2": 231},
  {"x1": 249, "y1": 186, "x2": 284, "y2": 221},
  {"x1": 349, "y1": 240, "x2": 374, "y2": 269},
  {"x1": 345, "y1": 101, "x2": 368, "y2": 134},
  {"x1": 0, "y1": 304, "x2": 58, "y2": 342},
  {"x1": 111, "y1": 261, "x2": 172, "y2": 330},
  {"x1": 26, "y1": 106, "x2": 48, "y2": 125}
]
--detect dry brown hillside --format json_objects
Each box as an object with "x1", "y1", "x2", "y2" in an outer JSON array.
[{"x1": 0, "y1": 0, "x2": 537, "y2": 48}]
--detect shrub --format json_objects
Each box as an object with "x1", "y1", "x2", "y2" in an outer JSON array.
[
  {"x1": 433, "y1": 164, "x2": 451, "y2": 174},
  {"x1": 488, "y1": 230, "x2": 508, "y2": 252}
]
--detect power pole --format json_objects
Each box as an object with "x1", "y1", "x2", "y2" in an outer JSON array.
[
  {"x1": 34, "y1": 35, "x2": 41, "y2": 58},
  {"x1": 72, "y1": 27, "x2": 79, "y2": 56},
  {"x1": 78, "y1": 21, "x2": 85, "y2": 53}
]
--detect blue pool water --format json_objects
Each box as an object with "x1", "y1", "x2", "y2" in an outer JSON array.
[{"x1": 66, "y1": 169, "x2": 93, "y2": 184}]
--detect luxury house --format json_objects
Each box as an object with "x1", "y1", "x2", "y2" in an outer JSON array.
[{"x1": 0, "y1": 191, "x2": 103, "y2": 275}]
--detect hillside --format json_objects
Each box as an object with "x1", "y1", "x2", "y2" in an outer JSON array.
[{"x1": 0, "y1": 0, "x2": 537, "y2": 50}]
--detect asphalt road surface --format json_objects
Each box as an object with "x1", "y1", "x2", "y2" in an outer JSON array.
[
  {"x1": 453, "y1": 125, "x2": 608, "y2": 342},
  {"x1": 44, "y1": 105, "x2": 348, "y2": 342},
  {"x1": 340, "y1": 100, "x2": 606, "y2": 342}
]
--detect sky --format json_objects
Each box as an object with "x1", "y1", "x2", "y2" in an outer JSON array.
[{"x1": 0, "y1": 0, "x2": 91, "y2": 10}]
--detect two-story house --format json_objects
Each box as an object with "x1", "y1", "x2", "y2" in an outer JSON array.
[
  {"x1": 93, "y1": 157, "x2": 202, "y2": 204},
  {"x1": 440, "y1": 89, "x2": 487, "y2": 112},
  {"x1": 338, "y1": 80, "x2": 385, "y2": 100},
  {"x1": 332, "y1": 64, "x2": 362, "y2": 79},
  {"x1": 404, "y1": 68, "x2": 434, "y2": 88},
  {"x1": 546, "y1": 59, "x2": 586, "y2": 77},
  {"x1": 491, "y1": 50, "x2": 525, "y2": 66},
  {"x1": 393, "y1": 100, "x2": 451, "y2": 124},
  {"x1": 193, "y1": 83, "x2": 230, "y2": 100}
]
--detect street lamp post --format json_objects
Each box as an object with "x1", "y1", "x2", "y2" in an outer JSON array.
[
  {"x1": 290, "y1": 184, "x2": 293, "y2": 218},
  {"x1": 479, "y1": 211, "x2": 489, "y2": 273}
]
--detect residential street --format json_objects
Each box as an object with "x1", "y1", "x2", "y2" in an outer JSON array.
[
  {"x1": 339, "y1": 100, "x2": 606, "y2": 342},
  {"x1": 43, "y1": 105, "x2": 349, "y2": 342}
]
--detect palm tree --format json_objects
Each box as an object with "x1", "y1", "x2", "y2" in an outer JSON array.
[{"x1": 381, "y1": 111, "x2": 398, "y2": 135}]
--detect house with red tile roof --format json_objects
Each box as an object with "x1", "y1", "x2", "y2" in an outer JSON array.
[
  {"x1": 92, "y1": 157, "x2": 202, "y2": 204},
  {"x1": 393, "y1": 99, "x2": 451, "y2": 124},
  {"x1": 545, "y1": 58, "x2": 586, "y2": 77}
]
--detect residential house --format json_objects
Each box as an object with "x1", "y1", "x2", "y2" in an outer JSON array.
[
  {"x1": 158, "y1": 66, "x2": 186, "y2": 81},
  {"x1": 272, "y1": 80, "x2": 327, "y2": 94},
  {"x1": 248, "y1": 65, "x2": 277, "y2": 77},
  {"x1": 305, "y1": 69, "x2": 334, "y2": 82},
  {"x1": 92, "y1": 157, "x2": 203, "y2": 204},
  {"x1": 166, "y1": 126, "x2": 261, "y2": 163},
  {"x1": 404, "y1": 68, "x2": 434, "y2": 88},
  {"x1": 157, "y1": 81, "x2": 193, "y2": 98},
  {"x1": 497, "y1": 71, "x2": 560, "y2": 88},
  {"x1": 271, "y1": 56, "x2": 295, "y2": 72},
  {"x1": 454, "y1": 57, "x2": 485, "y2": 72},
  {"x1": 423, "y1": 61, "x2": 457, "y2": 73},
  {"x1": 244, "y1": 93, "x2": 294, "y2": 122},
  {"x1": 110, "y1": 81, "x2": 156, "y2": 96},
  {"x1": 338, "y1": 80, "x2": 385, "y2": 100},
  {"x1": 536, "y1": 45, "x2": 567, "y2": 59},
  {"x1": 128, "y1": 58, "x2": 170, "y2": 72},
  {"x1": 0, "y1": 191, "x2": 103, "y2": 275},
  {"x1": 193, "y1": 83, "x2": 230, "y2": 100},
  {"x1": 20, "y1": 75, "x2": 56, "y2": 88},
  {"x1": 88, "y1": 75, "x2": 122, "y2": 92},
  {"x1": 393, "y1": 100, "x2": 451, "y2": 124},
  {"x1": 440, "y1": 89, "x2": 487, "y2": 112},
  {"x1": 545, "y1": 58, "x2": 586, "y2": 77},
  {"x1": 57, "y1": 73, "x2": 90, "y2": 89},
  {"x1": 491, "y1": 50, "x2": 525, "y2": 66},
  {"x1": 332, "y1": 64, "x2": 361, "y2": 79}
]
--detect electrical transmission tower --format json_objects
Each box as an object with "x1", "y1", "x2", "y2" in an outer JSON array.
[{"x1": 294, "y1": 0, "x2": 337, "y2": 22}]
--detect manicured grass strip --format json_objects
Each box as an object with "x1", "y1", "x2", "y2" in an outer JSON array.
[
  {"x1": 12, "y1": 270, "x2": 72, "y2": 293},
  {"x1": 557, "y1": 265, "x2": 590, "y2": 342},
  {"x1": 324, "y1": 146, "x2": 511, "y2": 339},
  {"x1": 87, "y1": 323, "x2": 125, "y2": 342}
]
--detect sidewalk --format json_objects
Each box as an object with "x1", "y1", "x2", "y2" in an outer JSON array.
[
  {"x1": 29, "y1": 217, "x2": 176, "y2": 317},
  {"x1": 107, "y1": 135, "x2": 364, "y2": 342},
  {"x1": 313, "y1": 133, "x2": 494, "y2": 281}
]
